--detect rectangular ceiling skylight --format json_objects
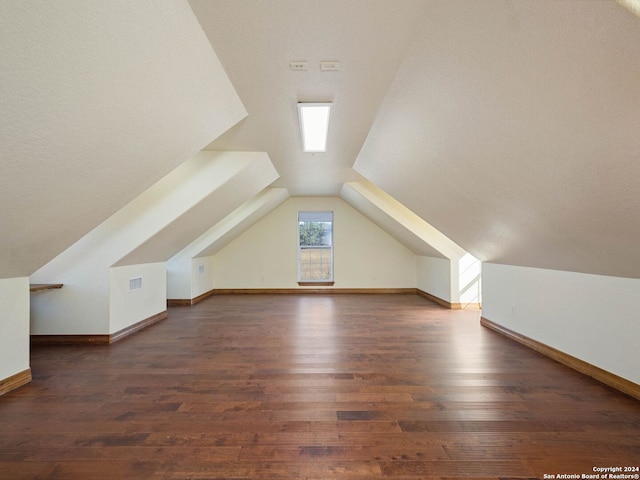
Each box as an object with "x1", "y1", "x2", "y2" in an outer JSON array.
[{"x1": 297, "y1": 102, "x2": 331, "y2": 152}]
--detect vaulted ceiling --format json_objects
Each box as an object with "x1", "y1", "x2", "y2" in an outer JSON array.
[
  {"x1": 1, "y1": 1, "x2": 639, "y2": 280},
  {"x1": 190, "y1": 0, "x2": 428, "y2": 196},
  {"x1": 0, "y1": 1, "x2": 246, "y2": 278},
  {"x1": 354, "y1": 0, "x2": 640, "y2": 278},
  {"x1": 192, "y1": 0, "x2": 640, "y2": 278}
]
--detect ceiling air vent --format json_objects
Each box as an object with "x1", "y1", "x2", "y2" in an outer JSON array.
[
  {"x1": 320, "y1": 61, "x2": 340, "y2": 71},
  {"x1": 289, "y1": 61, "x2": 308, "y2": 71}
]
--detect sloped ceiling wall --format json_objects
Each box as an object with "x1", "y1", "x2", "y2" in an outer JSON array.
[
  {"x1": 354, "y1": 0, "x2": 640, "y2": 278},
  {"x1": 4, "y1": 0, "x2": 639, "y2": 282},
  {"x1": 193, "y1": 188, "x2": 290, "y2": 259},
  {"x1": 341, "y1": 181, "x2": 450, "y2": 259},
  {"x1": 115, "y1": 152, "x2": 279, "y2": 266},
  {"x1": 166, "y1": 187, "x2": 289, "y2": 300},
  {"x1": 0, "y1": 0, "x2": 246, "y2": 279},
  {"x1": 190, "y1": 0, "x2": 428, "y2": 195}
]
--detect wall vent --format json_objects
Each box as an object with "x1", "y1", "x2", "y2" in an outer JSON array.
[
  {"x1": 129, "y1": 277, "x2": 142, "y2": 291},
  {"x1": 198, "y1": 265, "x2": 205, "y2": 274}
]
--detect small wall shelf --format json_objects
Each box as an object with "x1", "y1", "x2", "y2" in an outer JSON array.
[{"x1": 29, "y1": 284, "x2": 63, "y2": 292}]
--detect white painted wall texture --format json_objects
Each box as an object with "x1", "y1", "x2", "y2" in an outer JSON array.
[
  {"x1": 454, "y1": 254, "x2": 482, "y2": 306},
  {"x1": 167, "y1": 259, "x2": 192, "y2": 301},
  {"x1": 341, "y1": 181, "x2": 478, "y2": 304},
  {"x1": 416, "y1": 256, "x2": 451, "y2": 302},
  {"x1": 482, "y1": 263, "x2": 640, "y2": 384},
  {"x1": 30, "y1": 267, "x2": 110, "y2": 335},
  {"x1": 109, "y1": 263, "x2": 166, "y2": 334},
  {"x1": 167, "y1": 188, "x2": 289, "y2": 300},
  {"x1": 191, "y1": 257, "x2": 216, "y2": 299},
  {"x1": 211, "y1": 197, "x2": 416, "y2": 289},
  {"x1": 0, "y1": 278, "x2": 30, "y2": 381},
  {"x1": 30, "y1": 152, "x2": 274, "y2": 335}
]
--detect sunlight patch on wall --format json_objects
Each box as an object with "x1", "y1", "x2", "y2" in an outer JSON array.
[
  {"x1": 617, "y1": 0, "x2": 640, "y2": 17},
  {"x1": 458, "y1": 253, "x2": 482, "y2": 307}
]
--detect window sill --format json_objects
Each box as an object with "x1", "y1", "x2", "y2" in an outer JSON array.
[{"x1": 298, "y1": 281, "x2": 335, "y2": 287}]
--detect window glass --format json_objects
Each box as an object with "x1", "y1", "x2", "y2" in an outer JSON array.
[{"x1": 298, "y1": 211, "x2": 333, "y2": 282}]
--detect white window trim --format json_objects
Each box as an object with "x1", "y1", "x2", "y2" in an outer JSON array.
[{"x1": 297, "y1": 211, "x2": 334, "y2": 284}]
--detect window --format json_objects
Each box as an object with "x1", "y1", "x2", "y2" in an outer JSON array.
[{"x1": 298, "y1": 211, "x2": 333, "y2": 285}]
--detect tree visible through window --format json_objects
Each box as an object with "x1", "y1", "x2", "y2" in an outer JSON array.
[{"x1": 298, "y1": 211, "x2": 333, "y2": 282}]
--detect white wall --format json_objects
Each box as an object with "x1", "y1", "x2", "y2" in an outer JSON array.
[
  {"x1": 109, "y1": 263, "x2": 166, "y2": 333},
  {"x1": 0, "y1": 277, "x2": 30, "y2": 381},
  {"x1": 167, "y1": 187, "x2": 289, "y2": 300},
  {"x1": 482, "y1": 263, "x2": 640, "y2": 384},
  {"x1": 167, "y1": 258, "x2": 192, "y2": 300},
  {"x1": 341, "y1": 181, "x2": 451, "y2": 258},
  {"x1": 416, "y1": 254, "x2": 482, "y2": 306},
  {"x1": 115, "y1": 153, "x2": 279, "y2": 266},
  {"x1": 191, "y1": 257, "x2": 216, "y2": 299},
  {"x1": 33, "y1": 263, "x2": 167, "y2": 336},
  {"x1": 31, "y1": 268, "x2": 110, "y2": 335},
  {"x1": 166, "y1": 256, "x2": 216, "y2": 300},
  {"x1": 454, "y1": 253, "x2": 482, "y2": 306},
  {"x1": 211, "y1": 197, "x2": 417, "y2": 289},
  {"x1": 30, "y1": 151, "x2": 274, "y2": 335},
  {"x1": 416, "y1": 256, "x2": 451, "y2": 301}
]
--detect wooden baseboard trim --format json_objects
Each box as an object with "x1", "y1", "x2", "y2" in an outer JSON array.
[
  {"x1": 31, "y1": 311, "x2": 168, "y2": 346},
  {"x1": 211, "y1": 288, "x2": 417, "y2": 295},
  {"x1": 458, "y1": 302, "x2": 482, "y2": 310},
  {"x1": 480, "y1": 317, "x2": 640, "y2": 400},
  {"x1": 167, "y1": 298, "x2": 192, "y2": 307},
  {"x1": 416, "y1": 289, "x2": 452, "y2": 309},
  {"x1": 191, "y1": 288, "x2": 217, "y2": 305},
  {"x1": 31, "y1": 334, "x2": 111, "y2": 346},
  {"x1": 0, "y1": 369, "x2": 32, "y2": 396},
  {"x1": 415, "y1": 289, "x2": 481, "y2": 310},
  {"x1": 167, "y1": 289, "x2": 217, "y2": 307},
  {"x1": 109, "y1": 310, "x2": 168, "y2": 344},
  {"x1": 168, "y1": 289, "x2": 477, "y2": 307}
]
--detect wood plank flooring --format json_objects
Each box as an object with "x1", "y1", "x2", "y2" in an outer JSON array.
[{"x1": 1, "y1": 294, "x2": 638, "y2": 479}]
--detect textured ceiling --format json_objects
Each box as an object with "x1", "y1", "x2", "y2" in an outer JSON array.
[
  {"x1": 190, "y1": 0, "x2": 427, "y2": 195},
  {"x1": 0, "y1": 0, "x2": 246, "y2": 278},
  {"x1": 192, "y1": 0, "x2": 640, "y2": 278},
  {"x1": 354, "y1": 0, "x2": 640, "y2": 278},
  {"x1": 3, "y1": 0, "x2": 639, "y2": 281}
]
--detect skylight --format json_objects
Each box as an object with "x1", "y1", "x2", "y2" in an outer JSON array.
[{"x1": 297, "y1": 103, "x2": 331, "y2": 152}]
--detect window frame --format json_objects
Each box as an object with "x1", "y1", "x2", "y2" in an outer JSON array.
[{"x1": 297, "y1": 211, "x2": 334, "y2": 285}]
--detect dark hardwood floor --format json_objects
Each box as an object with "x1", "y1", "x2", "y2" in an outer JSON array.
[{"x1": 1, "y1": 294, "x2": 638, "y2": 479}]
